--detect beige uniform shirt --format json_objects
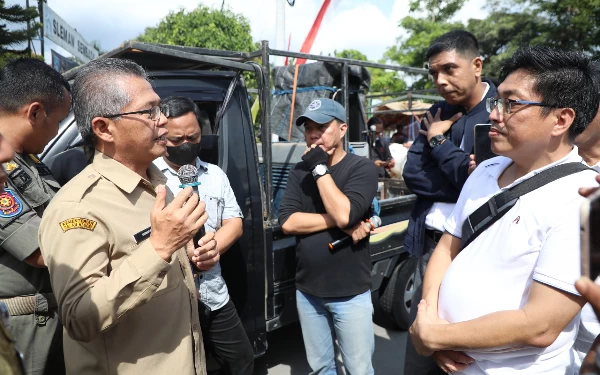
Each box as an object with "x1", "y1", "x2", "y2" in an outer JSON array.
[{"x1": 38, "y1": 151, "x2": 205, "y2": 375}]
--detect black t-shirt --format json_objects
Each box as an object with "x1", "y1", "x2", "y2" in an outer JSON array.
[{"x1": 278, "y1": 153, "x2": 378, "y2": 298}]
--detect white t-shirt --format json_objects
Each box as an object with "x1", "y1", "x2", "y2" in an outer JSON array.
[
  {"x1": 438, "y1": 147, "x2": 597, "y2": 374},
  {"x1": 425, "y1": 83, "x2": 490, "y2": 232}
]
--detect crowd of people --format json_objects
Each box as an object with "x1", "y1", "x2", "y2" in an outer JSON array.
[{"x1": 1, "y1": 27, "x2": 600, "y2": 375}]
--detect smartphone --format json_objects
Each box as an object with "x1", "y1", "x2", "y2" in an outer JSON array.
[
  {"x1": 581, "y1": 189, "x2": 600, "y2": 279},
  {"x1": 473, "y1": 124, "x2": 497, "y2": 165}
]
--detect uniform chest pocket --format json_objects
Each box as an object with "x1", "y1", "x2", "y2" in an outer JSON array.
[
  {"x1": 42, "y1": 177, "x2": 61, "y2": 194},
  {"x1": 204, "y1": 196, "x2": 225, "y2": 231},
  {"x1": 126, "y1": 240, "x2": 182, "y2": 298}
]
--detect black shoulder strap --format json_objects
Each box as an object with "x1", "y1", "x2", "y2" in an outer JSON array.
[{"x1": 460, "y1": 162, "x2": 592, "y2": 250}]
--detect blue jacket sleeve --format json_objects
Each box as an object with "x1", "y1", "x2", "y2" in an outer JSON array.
[{"x1": 403, "y1": 133, "x2": 469, "y2": 203}]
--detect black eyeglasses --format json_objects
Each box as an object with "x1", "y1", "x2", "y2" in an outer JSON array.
[
  {"x1": 104, "y1": 106, "x2": 163, "y2": 121},
  {"x1": 486, "y1": 98, "x2": 557, "y2": 115}
]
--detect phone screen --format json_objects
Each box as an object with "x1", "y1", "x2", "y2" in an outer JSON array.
[
  {"x1": 589, "y1": 192, "x2": 600, "y2": 279},
  {"x1": 473, "y1": 124, "x2": 497, "y2": 165}
]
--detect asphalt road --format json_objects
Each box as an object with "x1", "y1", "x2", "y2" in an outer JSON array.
[{"x1": 253, "y1": 321, "x2": 408, "y2": 375}]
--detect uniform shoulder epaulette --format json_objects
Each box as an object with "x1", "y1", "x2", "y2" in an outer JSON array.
[{"x1": 57, "y1": 166, "x2": 101, "y2": 203}]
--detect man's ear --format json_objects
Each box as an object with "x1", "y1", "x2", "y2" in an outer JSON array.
[
  {"x1": 552, "y1": 107, "x2": 576, "y2": 138},
  {"x1": 472, "y1": 56, "x2": 483, "y2": 79},
  {"x1": 91, "y1": 117, "x2": 115, "y2": 144},
  {"x1": 339, "y1": 122, "x2": 348, "y2": 139},
  {"x1": 26, "y1": 102, "x2": 44, "y2": 126}
]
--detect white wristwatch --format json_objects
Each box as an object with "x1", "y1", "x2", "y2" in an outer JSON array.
[{"x1": 311, "y1": 164, "x2": 330, "y2": 180}]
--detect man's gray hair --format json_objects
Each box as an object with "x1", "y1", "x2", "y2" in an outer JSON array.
[{"x1": 72, "y1": 58, "x2": 149, "y2": 148}]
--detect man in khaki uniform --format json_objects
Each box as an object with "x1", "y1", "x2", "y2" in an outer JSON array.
[
  {"x1": 39, "y1": 58, "x2": 216, "y2": 374},
  {"x1": 0, "y1": 58, "x2": 71, "y2": 375}
]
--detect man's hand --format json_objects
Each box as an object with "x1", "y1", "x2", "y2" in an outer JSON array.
[
  {"x1": 302, "y1": 145, "x2": 330, "y2": 170},
  {"x1": 150, "y1": 185, "x2": 208, "y2": 261},
  {"x1": 468, "y1": 154, "x2": 477, "y2": 175},
  {"x1": 409, "y1": 299, "x2": 449, "y2": 356},
  {"x1": 420, "y1": 108, "x2": 463, "y2": 142},
  {"x1": 432, "y1": 350, "x2": 474, "y2": 373},
  {"x1": 579, "y1": 175, "x2": 600, "y2": 197},
  {"x1": 387, "y1": 158, "x2": 396, "y2": 169},
  {"x1": 342, "y1": 221, "x2": 372, "y2": 244},
  {"x1": 374, "y1": 160, "x2": 388, "y2": 168},
  {"x1": 189, "y1": 231, "x2": 220, "y2": 271}
]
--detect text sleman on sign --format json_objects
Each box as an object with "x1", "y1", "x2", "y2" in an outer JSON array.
[{"x1": 43, "y1": 4, "x2": 99, "y2": 63}]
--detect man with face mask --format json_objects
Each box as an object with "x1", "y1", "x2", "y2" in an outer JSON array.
[{"x1": 153, "y1": 96, "x2": 253, "y2": 375}]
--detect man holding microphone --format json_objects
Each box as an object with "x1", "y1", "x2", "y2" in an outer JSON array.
[
  {"x1": 38, "y1": 59, "x2": 215, "y2": 374},
  {"x1": 278, "y1": 98, "x2": 378, "y2": 374}
]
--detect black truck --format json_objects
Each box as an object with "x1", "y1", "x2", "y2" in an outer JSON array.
[{"x1": 41, "y1": 41, "x2": 425, "y2": 358}]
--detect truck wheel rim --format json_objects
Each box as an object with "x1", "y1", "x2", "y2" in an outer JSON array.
[{"x1": 404, "y1": 273, "x2": 415, "y2": 314}]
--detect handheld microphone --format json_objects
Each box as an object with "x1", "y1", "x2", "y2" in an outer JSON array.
[
  {"x1": 328, "y1": 216, "x2": 382, "y2": 251},
  {"x1": 177, "y1": 164, "x2": 206, "y2": 247}
]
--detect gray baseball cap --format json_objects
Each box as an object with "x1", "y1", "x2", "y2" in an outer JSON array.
[{"x1": 296, "y1": 98, "x2": 347, "y2": 126}]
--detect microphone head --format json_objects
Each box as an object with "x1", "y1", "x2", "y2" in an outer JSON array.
[
  {"x1": 370, "y1": 216, "x2": 382, "y2": 229},
  {"x1": 177, "y1": 164, "x2": 198, "y2": 185}
]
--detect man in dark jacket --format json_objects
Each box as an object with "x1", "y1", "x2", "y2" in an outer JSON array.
[
  {"x1": 368, "y1": 117, "x2": 395, "y2": 177},
  {"x1": 402, "y1": 30, "x2": 497, "y2": 374}
]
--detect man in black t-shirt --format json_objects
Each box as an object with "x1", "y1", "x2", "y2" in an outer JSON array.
[{"x1": 278, "y1": 98, "x2": 378, "y2": 374}]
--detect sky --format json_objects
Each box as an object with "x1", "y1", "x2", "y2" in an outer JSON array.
[{"x1": 6, "y1": 0, "x2": 488, "y2": 65}]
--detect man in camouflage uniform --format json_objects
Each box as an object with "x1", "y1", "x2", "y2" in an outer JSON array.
[{"x1": 0, "y1": 58, "x2": 71, "y2": 374}]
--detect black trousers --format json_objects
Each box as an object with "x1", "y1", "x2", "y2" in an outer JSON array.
[
  {"x1": 404, "y1": 234, "x2": 446, "y2": 375},
  {"x1": 199, "y1": 299, "x2": 254, "y2": 375}
]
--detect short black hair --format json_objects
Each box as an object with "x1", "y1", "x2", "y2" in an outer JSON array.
[
  {"x1": 591, "y1": 60, "x2": 600, "y2": 95},
  {"x1": 500, "y1": 46, "x2": 600, "y2": 140},
  {"x1": 162, "y1": 96, "x2": 206, "y2": 131},
  {"x1": 426, "y1": 30, "x2": 480, "y2": 60},
  {"x1": 0, "y1": 58, "x2": 70, "y2": 114},
  {"x1": 367, "y1": 116, "x2": 383, "y2": 126}
]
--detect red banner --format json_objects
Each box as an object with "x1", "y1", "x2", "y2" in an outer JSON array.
[{"x1": 296, "y1": 0, "x2": 332, "y2": 65}]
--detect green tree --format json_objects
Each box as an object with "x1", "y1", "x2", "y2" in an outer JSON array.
[
  {"x1": 468, "y1": 0, "x2": 600, "y2": 78},
  {"x1": 138, "y1": 5, "x2": 258, "y2": 89},
  {"x1": 385, "y1": 0, "x2": 466, "y2": 89},
  {"x1": 137, "y1": 5, "x2": 256, "y2": 52},
  {"x1": 0, "y1": 0, "x2": 40, "y2": 67},
  {"x1": 334, "y1": 49, "x2": 406, "y2": 94}
]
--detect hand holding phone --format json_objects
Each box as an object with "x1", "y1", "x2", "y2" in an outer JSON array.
[
  {"x1": 473, "y1": 124, "x2": 497, "y2": 165},
  {"x1": 581, "y1": 189, "x2": 600, "y2": 279}
]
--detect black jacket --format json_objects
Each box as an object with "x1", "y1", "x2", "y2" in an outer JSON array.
[{"x1": 402, "y1": 80, "x2": 497, "y2": 257}]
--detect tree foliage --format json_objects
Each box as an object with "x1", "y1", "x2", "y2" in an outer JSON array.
[
  {"x1": 386, "y1": 0, "x2": 600, "y2": 88},
  {"x1": 137, "y1": 5, "x2": 256, "y2": 53},
  {"x1": 334, "y1": 49, "x2": 406, "y2": 94},
  {"x1": 0, "y1": 0, "x2": 39, "y2": 58}
]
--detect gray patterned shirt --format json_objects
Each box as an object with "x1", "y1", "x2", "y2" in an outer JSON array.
[{"x1": 154, "y1": 157, "x2": 243, "y2": 310}]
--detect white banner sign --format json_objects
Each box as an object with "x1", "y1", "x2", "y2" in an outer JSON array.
[{"x1": 43, "y1": 4, "x2": 98, "y2": 63}]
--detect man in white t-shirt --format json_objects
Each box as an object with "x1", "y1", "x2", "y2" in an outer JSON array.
[{"x1": 409, "y1": 46, "x2": 600, "y2": 374}]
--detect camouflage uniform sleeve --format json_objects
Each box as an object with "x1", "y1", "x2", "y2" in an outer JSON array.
[{"x1": 0, "y1": 187, "x2": 40, "y2": 261}]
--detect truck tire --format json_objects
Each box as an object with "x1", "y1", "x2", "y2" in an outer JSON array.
[
  {"x1": 372, "y1": 287, "x2": 399, "y2": 330},
  {"x1": 380, "y1": 257, "x2": 417, "y2": 330}
]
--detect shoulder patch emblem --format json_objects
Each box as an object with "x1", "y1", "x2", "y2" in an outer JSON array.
[
  {"x1": 59, "y1": 218, "x2": 97, "y2": 233},
  {"x1": 4, "y1": 162, "x2": 17, "y2": 172},
  {"x1": 0, "y1": 189, "x2": 23, "y2": 218}
]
